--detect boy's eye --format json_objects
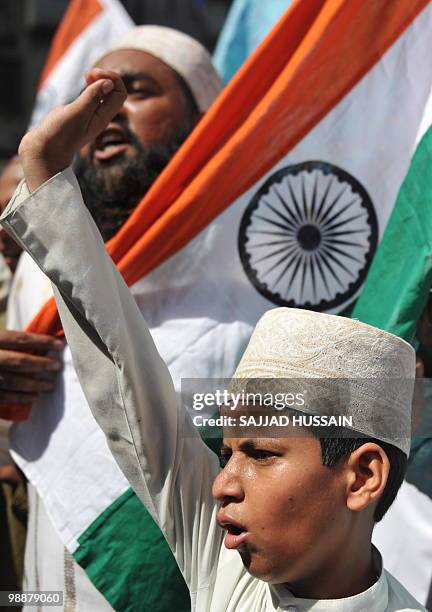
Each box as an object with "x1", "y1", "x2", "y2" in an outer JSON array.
[{"x1": 250, "y1": 448, "x2": 278, "y2": 462}]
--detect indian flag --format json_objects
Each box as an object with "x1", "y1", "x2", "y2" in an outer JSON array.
[
  {"x1": 7, "y1": 0, "x2": 432, "y2": 610},
  {"x1": 30, "y1": 0, "x2": 134, "y2": 128}
]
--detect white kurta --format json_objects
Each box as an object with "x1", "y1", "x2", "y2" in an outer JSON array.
[{"x1": 1, "y1": 168, "x2": 426, "y2": 612}]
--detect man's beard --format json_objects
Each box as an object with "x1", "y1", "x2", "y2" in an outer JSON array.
[{"x1": 74, "y1": 127, "x2": 188, "y2": 241}]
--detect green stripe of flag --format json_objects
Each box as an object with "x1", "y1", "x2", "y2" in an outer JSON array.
[
  {"x1": 74, "y1": 488, "x2": 190, "y2": 612},
  {"x1": 352, "y1": 126, "x2": 432, "y2": 341}
]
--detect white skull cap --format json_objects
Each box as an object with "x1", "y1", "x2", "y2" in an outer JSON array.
[
  {"x1": 97, "y1": 25, "x2": 223, "y2": 112},
  {"x1": 230, "y1": 308, "x2": 416, "y2": 455}
]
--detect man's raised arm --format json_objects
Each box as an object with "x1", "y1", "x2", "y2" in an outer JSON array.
[{"x1": 0, "y1": 71, "x2": 223, "y2": 596}]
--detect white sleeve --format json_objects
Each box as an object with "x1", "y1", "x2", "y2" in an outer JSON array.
[{"x1": 0, "y1": 168, "x2": 224, "y2": 594}]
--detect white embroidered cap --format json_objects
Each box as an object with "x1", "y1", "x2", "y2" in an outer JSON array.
[
  {"x1": 230, "y1": 308, "x2": 416, "y2": 455},
  {"x1": 97, "y1": 25, "x2": 223, "y2": 112}
]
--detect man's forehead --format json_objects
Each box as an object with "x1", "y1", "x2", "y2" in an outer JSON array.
[{"x1": 94, "y1": 48, "x2": 174, "y2": 77}]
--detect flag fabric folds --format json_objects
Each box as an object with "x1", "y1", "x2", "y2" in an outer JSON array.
[{"x1": 352, "y1": 126, "x2": 432, "y2": 342}]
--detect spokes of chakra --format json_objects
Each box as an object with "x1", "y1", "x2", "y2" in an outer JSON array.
[{"x1": 238, "y1": 161, "x2": 378, "y2": 312}]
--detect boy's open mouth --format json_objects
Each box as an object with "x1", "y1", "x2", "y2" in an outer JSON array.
[{"x1": 217, "y1": 513, "x2": 249, "y2": 550}]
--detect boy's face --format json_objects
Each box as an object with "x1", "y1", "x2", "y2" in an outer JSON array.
[{"x1": 212, "y1": 422, "x2": 350, "y2": 586}]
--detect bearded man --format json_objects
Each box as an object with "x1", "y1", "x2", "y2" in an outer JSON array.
[{"x1": 0, "y1": 26, "x2": 223, "y2": 611}]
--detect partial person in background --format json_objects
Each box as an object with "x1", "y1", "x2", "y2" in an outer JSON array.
[
  {"x1": 0, "y1": 157, "x2": 54, "y2": 473},
  {"x1": 0, "y1": 26, "x2": 223, "y2": 612},
  {"x1": 0, "y1": 157, "x2": 26, "y2": 595},
  {"x1": 0, "y1": 159, "x2": 24, "y2": 322},
  {"x1": 213, "y1": 0, "x2": 290, "y2": 83}
]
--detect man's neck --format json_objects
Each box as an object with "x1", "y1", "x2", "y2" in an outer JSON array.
[{"x1": 285, "y1": 535, "x2": 378, "y2": 600}]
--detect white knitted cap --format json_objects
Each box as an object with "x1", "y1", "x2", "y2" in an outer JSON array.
[{"x1": 230, "y1": 308, "x2": 416, "y2": 455}]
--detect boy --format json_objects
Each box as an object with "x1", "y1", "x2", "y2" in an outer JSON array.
[{"x1": 1, "y1": 71, "x2": 425, "y2": 611}]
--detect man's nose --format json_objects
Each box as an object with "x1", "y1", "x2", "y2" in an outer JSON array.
[{"x1": 212, "y1": 462, "x2": 245, "y2": 504}]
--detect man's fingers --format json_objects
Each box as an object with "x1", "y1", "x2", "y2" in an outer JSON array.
[
  {"x1": 84, "y1": 68, "x2": 126, "y2": 92},
  {"x1": 0, "y1": 349, "x2": 62, "y2": 373},
  {"x1": 0, "y1": 391, "x2": 37, "y2": 405},
  {"x1": 59, "y1": 75, "x2": 127, "y2": 149},
  {"x1": 0, "y1": 464, "x2": 24, "y2": 485},
  {"x1": 18, "y1": 69, "x2": 126, "y2": 191},
  {"x1": 72, "y1": 75, "x2": 126, "y2": 121},
  {"x1": 70, "y1": 79, "x2": 112, "y2": 115},
  {"x1": 0, "y1": 372, "x2": 54, "y2": 393},
  {"x1": 92, "y1": 87, "x2": 128, "y2": 126},
  {"x1": 0, "y1": 330, "x2": 64, "y2": 355}
]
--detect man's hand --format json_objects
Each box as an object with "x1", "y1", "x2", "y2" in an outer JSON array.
[
  {"x1": 0, "y1": 330, "x2": 63, "y2": 404},
  {"x1": 18, "y1": 69, "x2": 127, "y2": 192},
  {"x1": 0, "y1": 463, "x2": 23, "y2": 485}
]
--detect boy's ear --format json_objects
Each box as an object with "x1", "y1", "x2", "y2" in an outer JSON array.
[{"x1": 345, "y1": 443, "x2": 390, "y2": 514}]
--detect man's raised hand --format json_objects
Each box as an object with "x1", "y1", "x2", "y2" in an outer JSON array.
[{"x1": 19, "y1": 69, "x2": 127, "y2": 192}]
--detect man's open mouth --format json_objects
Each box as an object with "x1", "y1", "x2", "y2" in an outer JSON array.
[
  {"x1": 217, "y1": 514, "x2": 249, "y2": 550},
  {"x1": 94, "y1": 127, "x2": 131, "y2": 161}
]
